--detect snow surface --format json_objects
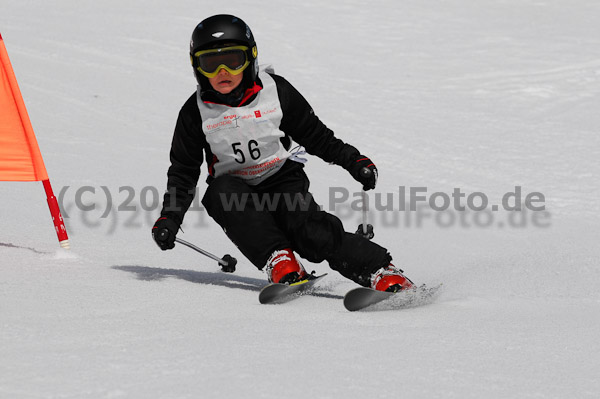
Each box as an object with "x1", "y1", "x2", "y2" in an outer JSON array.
[{"x1": 1, "y1": 0, "x2": 599, "y2": 398}]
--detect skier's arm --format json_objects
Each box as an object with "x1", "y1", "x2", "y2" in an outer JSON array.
[
  {"x1": 272, "y1": 74, "x2": 359, "y2": 167},
  {"x1": 160, "y1": 95, "x2": 205, "y2": 225},
  {"x1": 272, "y1": 74, "x2": 377, "y2": 189}
]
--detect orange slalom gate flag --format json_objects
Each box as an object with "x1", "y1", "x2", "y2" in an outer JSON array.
[{"x1": 0, "y1": 33, "x2": 70, "y2": 249}]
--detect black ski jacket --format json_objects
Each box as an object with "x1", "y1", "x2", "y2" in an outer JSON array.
[{"x1": 161, "y1": 73, "x2": 361, "y2": 225}]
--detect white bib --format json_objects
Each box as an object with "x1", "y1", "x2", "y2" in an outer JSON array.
[{"x1": 197, "y1": 70, "x2": 290, "y2": 185}]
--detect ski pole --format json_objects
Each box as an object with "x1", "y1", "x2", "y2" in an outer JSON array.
[
  {"x1": 361, "y1": 190, "x2": 369, "y2": 235},
  {"x1": 168, "y1": 235, "x2": 237, "y2": 273},
  {"x1": 356, "y1": 167, "x2": 374, "y2": 240}
]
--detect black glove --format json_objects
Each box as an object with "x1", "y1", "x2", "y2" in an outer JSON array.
[
  {"x1": 348, "y1": 156, "x2": 378, "y2": 191},
  {"x1": 152, "y1": 216, "x2": 180, "y2": 250}
]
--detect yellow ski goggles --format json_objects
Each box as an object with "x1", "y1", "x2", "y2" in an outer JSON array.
[{"x1": 192, "y1": 45, "x2": 253, "y2": 78}]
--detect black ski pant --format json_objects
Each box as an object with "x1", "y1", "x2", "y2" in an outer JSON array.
[{"x1": 201, "y1": 161, "x2": 391, "y2": 286}]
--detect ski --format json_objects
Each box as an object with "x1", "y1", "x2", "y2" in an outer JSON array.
[
  {"x1": 343, "y1": 283, "x2": 442, "y2": 311},
  {"x1": 259, "y1": 274, "x2": 327, "y2": 304}
]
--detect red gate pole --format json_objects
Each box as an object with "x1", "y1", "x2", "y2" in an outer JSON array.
[{"x1": 42, "y1": 179, "x2": 70, "y2": 249}]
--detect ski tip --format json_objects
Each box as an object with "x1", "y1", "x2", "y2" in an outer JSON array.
[
  {"x1": 343, "y1": 283, "x2": 443, "y2": 311},
  {"x1": 343, "y1": 297, "x2": 361, "y2": 312},
  {"x1": 258, "y1": 274, "x2": 327, "y2": 305},
  {"x1": 343, "y1": 287, "x2": 388, "y2": 311}
]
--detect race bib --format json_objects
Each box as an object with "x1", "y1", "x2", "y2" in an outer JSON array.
[{"x1": 197, "y1": 71, "x2": 290, "y2": 185}]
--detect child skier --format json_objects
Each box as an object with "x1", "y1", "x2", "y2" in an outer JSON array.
[{"x1": 152, "y1": 14, "x2": 414, "y2": 292}]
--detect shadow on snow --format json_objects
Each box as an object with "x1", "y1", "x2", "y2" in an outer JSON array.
[
  {"x1": 112, "y1": 265, "x2": 266, "y2": 292},
  {"x1": 111, "y1": 265, "x2": 344, "y2": 299}
]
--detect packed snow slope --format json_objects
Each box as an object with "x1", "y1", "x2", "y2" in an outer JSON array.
[{"x1": 1, "y1": 1, "x2": 599, "y2": 398}]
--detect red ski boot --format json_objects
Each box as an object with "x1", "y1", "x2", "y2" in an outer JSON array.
[
  {"x1": 371, "y1": 264, "x2": 415, "y2": 292},
  {"x1": 265, "y1": 248, "x2": 307, "y2": 284}
]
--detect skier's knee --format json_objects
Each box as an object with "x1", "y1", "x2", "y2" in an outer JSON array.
[{"x1": 292, "y1": 211, "x2": 345, "y2": 263}]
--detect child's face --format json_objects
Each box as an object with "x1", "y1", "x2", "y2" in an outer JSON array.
[{"x1": 208, "y1": 68, "x2": 243, "y2": 95}]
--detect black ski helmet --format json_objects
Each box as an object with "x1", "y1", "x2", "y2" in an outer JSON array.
[{"x1": 190, "y1": 14, "x2": 258, "y2": 92}]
